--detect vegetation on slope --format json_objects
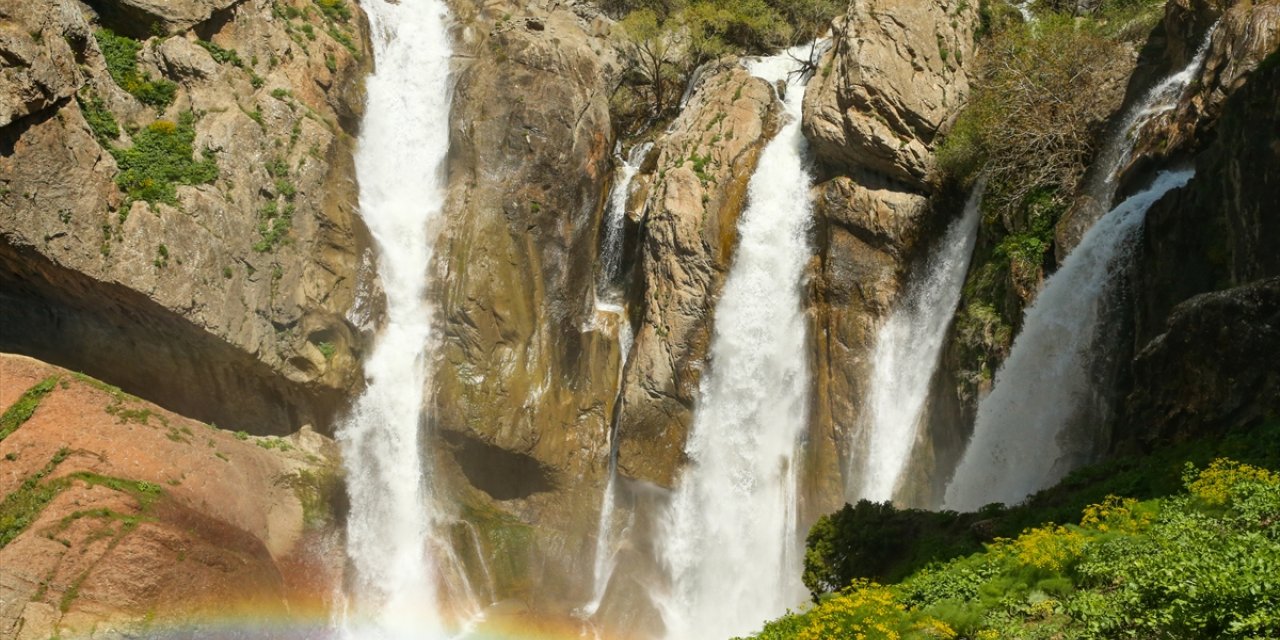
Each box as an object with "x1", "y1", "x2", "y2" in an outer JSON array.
[
  {"x1": 742, "y1": 424, "x2": 1280, "y2": 639},
  {"x1": 607, "y1": 0, "x2": 843, "y2": 134},
  {"x1": 108, "y1": 112, "x2": 220, "y2": 206},
  {"x1": 94, "y1": 29, "x2": 178, "y2": 109},
  {"x1": 938, "y1": 0, "x2": 1166, "y2": 406}
]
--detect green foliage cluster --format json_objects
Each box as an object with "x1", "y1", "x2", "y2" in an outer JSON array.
[
  {"x1": 804, "y1": 420, "x2": 1280, "y2": 597},
  {"x1": 750, "y1": 450, "x2": 1280, "y2": 639},
  {"x1": 196, "y1": 39, "x2": 245, "y2": 67},
  {"x1": 94, "y1": 29, "x2": 177, "y2": 109},
  {"x1": 0, "y1": 376, "x2": 58, "y2": 442},
  {"x1": 108, "y1": 113, "x2": 219, "y2": 206},
  {"x1": 78, "y1": 92, "x2": 120, "y2": 142},
  {"x1": 253, "y1": 157, "x2": 297, "y2": 252},
  {"x1": 610, "y1": 0, "x2": 840, "y2": 132},
  {"x1": 313, "y1": 0, "x2": 352, "y2": 22}
]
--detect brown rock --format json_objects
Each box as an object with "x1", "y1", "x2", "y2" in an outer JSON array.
[
  {"x1": 0, "y1": 0, "x2": 375, "y2": 435},
  {"x1": 802, "y1": 0, "x2": 977, "y2": 190},
  {"x1": 0, "y1": 353, "x2": 341, "y2": 638},
  {"x1": 614, "y1": 64, "x2": 779, "y2": 488}
]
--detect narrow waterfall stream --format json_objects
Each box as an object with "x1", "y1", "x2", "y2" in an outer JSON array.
[
  {"x1": 335, "y1": 0, "x2": 455, "y2": 636},
  {"x1": 652, "y1": 46, "x2": 819, "y2": 639},
  {"x1": 857, "y1": 184, "x2": 984, "y2": 502},
  {"x1": 943, "y1": 169, "x2": 1194, "y2": 512},
  {"x1": 1084, "y1": 23, "x2": 1217, "y2": 210},
  {"x1": 582, "y1": 143, "x2": 649, "y2": 620}
]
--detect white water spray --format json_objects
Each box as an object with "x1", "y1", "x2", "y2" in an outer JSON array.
[
  {"x1": 600, "y1": 143, "x2": 652, "y2": 288},
  {"x1": 944, "y1": 169, "x2": 1194, "y2": 512},
  {"x1": 336, "y1": 0, "x2": 454, "y2": 636},
  {"x1": 858, "y1": 183, "x2": 984, "y2": 502},
  {"x1": 1088, "y1": 23, "x2": 1216, "y2": 207},
  {"x1": 653, "y1": 45, "x2": 818, "y2": 639}
]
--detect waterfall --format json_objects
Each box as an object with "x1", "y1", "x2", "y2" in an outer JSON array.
[
  {"x1": 943, "y1": 169, "x2": 1194, "y2": 512},
  {"x1": 1086, "y1": 23, "x2": 1217, "y2": 209},
  {"x1": 652, "y1": 44, "x2": 818, "y2": 639},
  {"x1": 600, "y1": 143, "x2": 652, "y2": 288},
  {"x1": 857, "y1": 183, "x2": 984, "y2": 502},
  {"x1": 336, "y1": 0, "x2": 454, "y2": 636}
]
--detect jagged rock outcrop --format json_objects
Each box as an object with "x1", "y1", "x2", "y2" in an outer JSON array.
[
  {"x1": 801, "y1": 0, "x2": 978, "y2": 510},
  {"x1": 1119, "y1": 0, "x2": 1280, "y2": 192},
  {"x1": 614, "y1": 64, "x2": 778, "y2": 488},
  {"x1": 429, "y1": 0, "x2": 622, "y2": 609},
  {"x1": 0, "y1": 353, "x2": 342, "y2": 639},
  {"x1": 0, "y1": 0, "x2": 374, "y2": 434},
  {"x1": 803, "y1": 0, "x2": 977, "y2": 191},
  {"x1": 1121, "y1": 51, "x2": 1280, "y2": 446}
]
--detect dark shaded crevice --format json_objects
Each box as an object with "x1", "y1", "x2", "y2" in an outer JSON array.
[
  {"x1": 440, "y1": 429, "x2": 557, "y2": 501},
  {"x1": 0, "y1": 239, "x2": 340, "y2": 436}
]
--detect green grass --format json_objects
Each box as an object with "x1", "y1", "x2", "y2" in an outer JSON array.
[
  {"x1": 109, "y1": 112, "x2": 219, "y2": 206},
  {"x1": 0, "y1": 449, "x2": 70, "y2": 548},
  {"x1": 94, "y1": 29, "x2": 177, "y2": 109},
  {"x1": 0, "y1": 376, "x2": 59, "y2": 442}
]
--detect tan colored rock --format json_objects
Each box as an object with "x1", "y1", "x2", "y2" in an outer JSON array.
[
  {"x1": 0, "y1": 0, "x2": 86, "y2": 128},
  {"x1": 614, "y1": 64, "x2": 779, "y2": 488},
  {"x1": 0, "y1": 0, "x2": 374, "y2": 435},
  {"x1": 0, "y1": 353, "x2": 342, "y2": 639},
  {"x1": 802, "y1": 0, "x2": 977, "y2": 190}
]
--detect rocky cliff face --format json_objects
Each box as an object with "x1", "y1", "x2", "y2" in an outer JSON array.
[
  {"x1": 0, "y1": 0, "x2": 373, "y2": 435},
  {"x1": 802, "y1": 0, "x2": 977, "y2": 512},
  {"x1": 1122, "y1": 43, "x2": 1280, "y2": 447},
  {"x1": 0, "y1": 353, "x2": 341, "y2": 639},
  {"x1": 614, "y1": 64, "x2": 778, "y2": 488}
]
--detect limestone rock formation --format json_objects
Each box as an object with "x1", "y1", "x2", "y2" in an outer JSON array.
[
  {"x1": 802, "y1": 0, "x2": 977, "y2": 191},
  {"x1": 614, "y1": 64, "x2": 778, "y2": 488},
  {"x1": 0, "y1": 353, "x2": 342, "y2": 639},
  {"x1": 429, "y1": 0, "x2": 623, "y2": 609},
  {"x1": 0, "y1": 0, "x2": 374, "y2": 435}
]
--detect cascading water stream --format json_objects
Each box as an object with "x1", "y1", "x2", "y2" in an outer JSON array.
[
  {"x1": 652, "y1": 44, "x2": 819, "y2": 640},
  {"x1": 1084, "y1": 23, "x2": 1217, "y2": 209},
  {"x1": 857, "y1": 183, "x2": 985, "y2": 502},
  {"x1": 336, "y1": 0, "x2": 455, "y2": 636},
  {"x1": 600, "y1": 143, "x2": 653, "y2": 289},
  {"x1": 943, "y1": 169, "x2": 1194, "y2": 512}
]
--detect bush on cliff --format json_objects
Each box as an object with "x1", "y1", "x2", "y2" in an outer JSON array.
[{"x1": 109, "y1": 112, "x2": 219, "y2": 206}]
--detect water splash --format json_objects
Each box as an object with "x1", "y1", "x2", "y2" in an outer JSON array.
[
  {"x1": 336, "y1": 0, "x2": 456, "y2": 636},
  {"x1": 652, "y1": 44, "x2": 819, "y2": 639},
  {"x1": 944, "y1": 169, "x2": 1194, "y2": 512},
  {"x1": 857, "y1": 183, "x2": 985, "y2": 502}
]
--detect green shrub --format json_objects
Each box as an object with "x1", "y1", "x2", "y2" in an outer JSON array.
[
  {"x1": 196, "y1": 39, "x2": 244, "y2": 67},
  {"x1": 94, "y1": 29, "x2": 178, "y2": 109},
  {"x1": 109, "y1": 113, "x2": 219, "y2": 205},
  {"x1": 313, "y1": 0, "x2": 352, "y2": 22},
  {"x1": 78, "y1": 92, "x2": 120, "y2": 142}
]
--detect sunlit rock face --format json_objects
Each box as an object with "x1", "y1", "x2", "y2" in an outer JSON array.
[
  {"x1": 0, "y1": 353, "x2": 342, "y2": 640},
  {"x1": 0, "y1": 0, "x2": 375, "y2": 435}
]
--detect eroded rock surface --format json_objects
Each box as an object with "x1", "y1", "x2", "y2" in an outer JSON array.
[
  {"x1": 0, "y1": 353, "x2": 342, "y2": 639},
  {"x1": 0, "y1": 0, "x2": 374, "y2": 434},
  {"x1": 614, "y1": 64, "x2": 778, "y2": 488},
  {"x1": 803, "y1": 0, "x2": 977, "y2": 191}
]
